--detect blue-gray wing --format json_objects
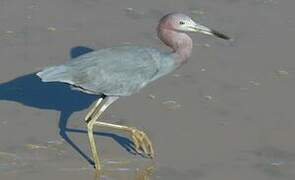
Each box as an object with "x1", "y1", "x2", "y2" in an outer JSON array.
[{"x1": 37, "y1": 46, "x2": 162, "y2": 96}]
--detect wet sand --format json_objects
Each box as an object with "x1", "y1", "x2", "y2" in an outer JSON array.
[{"x1": 1, "y1": 0, "x2": 295, "y2": 179}]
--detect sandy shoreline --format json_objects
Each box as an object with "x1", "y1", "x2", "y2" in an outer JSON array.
[{"x1": 1, "y1": 0, "x2": 295, "y2": 179}]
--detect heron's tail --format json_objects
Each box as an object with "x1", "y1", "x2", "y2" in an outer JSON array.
[{"x1": 36, "y1": 65, "x2": 73, "y2": 83}]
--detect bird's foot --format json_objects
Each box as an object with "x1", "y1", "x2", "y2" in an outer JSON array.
[{"x1": 128, "y1": 127, "x2": 155, "y2": 158}]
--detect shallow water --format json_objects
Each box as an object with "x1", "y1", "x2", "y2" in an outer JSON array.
[{"x1": 1, "y1": 0, "x2": 295, "y2": 179}]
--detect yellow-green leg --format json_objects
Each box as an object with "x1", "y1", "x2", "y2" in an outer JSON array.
[
  {"x1": 87, "y1": 118, "x2": 100, "y2": 171},
  {"x1": 85, "y1": 98, "x2": 103, "y2": 123},
  {"x1": 85, "y1": 98, "x2": 104, "y2": 171},
  {"x1": 86, "y1": 97, "x2": 119, "y2": 171},
  {"x1": 85, "y1": 96, "x2": 155, "y2": 172}
]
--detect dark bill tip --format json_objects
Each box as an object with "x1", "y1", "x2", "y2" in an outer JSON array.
[{"x1": 211, "y1": 29, "x2": 231, "y2": 40}]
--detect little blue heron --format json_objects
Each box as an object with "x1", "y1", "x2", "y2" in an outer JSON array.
[{"x1": 37, "y1": 13, "x2": 230, "y2": 171}]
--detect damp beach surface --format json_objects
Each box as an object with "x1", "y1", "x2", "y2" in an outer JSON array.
[{"x1": 1, "y1": 0, "x2": 295, "y2": 179}]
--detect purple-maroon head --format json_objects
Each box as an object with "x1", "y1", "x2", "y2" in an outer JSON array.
[
  {"x1": 157, "y1": 13, "x2": 230, "y2": 62},
  {"x1": 158, "y1": 13, "x2": 230, "y2": 40}
]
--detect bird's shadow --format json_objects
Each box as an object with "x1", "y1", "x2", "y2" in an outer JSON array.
[{"x1": 0, "y1": 46, "x2": 139, "y2": 166}]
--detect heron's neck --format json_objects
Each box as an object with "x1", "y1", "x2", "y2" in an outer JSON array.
[{"x1": 158, "y1": 28, "x2": 193, "y2": 65}]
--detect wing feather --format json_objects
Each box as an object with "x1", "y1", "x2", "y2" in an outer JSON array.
[{"x1": 37, "y1": 46, "x2": 161, "y2": 96}]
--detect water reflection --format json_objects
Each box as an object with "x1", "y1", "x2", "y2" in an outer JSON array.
[{"x1": 94, "y1": 161, "x2": 155, "y2": 180}]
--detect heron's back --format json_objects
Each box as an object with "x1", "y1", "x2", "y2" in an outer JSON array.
[{"x1": 37, "y1": 46, "x2": 176, "y2": 96}]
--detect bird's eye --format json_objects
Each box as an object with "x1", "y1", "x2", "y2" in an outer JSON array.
[{"x1": 179, "y1": 21, "x2": 185, "y2": 25}]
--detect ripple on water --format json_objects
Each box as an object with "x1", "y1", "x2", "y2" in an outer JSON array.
[{"x1": 0, "y1": 151, "x2": 26, "y2": 173}]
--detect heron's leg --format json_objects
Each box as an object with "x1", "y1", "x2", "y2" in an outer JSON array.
[
  {"x1": 85, "y1": 97, "x2": 108, "y2": 171},
  {"x1": 90, "y1": 97, "x2": 154, "y2": 158},
  {"x1": 86, "y1": 96, "x2": 155, "y2": 171},
  {"x1": 85, "y1": 98, "x2": 103, "y2": 123}
]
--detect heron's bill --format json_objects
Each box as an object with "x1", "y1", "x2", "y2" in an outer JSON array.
[
  {"x1": 210, "y1": 29, "x2": 230, "y2": 40},
  {"x1": 191, "y1": 24, "x2": 231, "y2": 40}
]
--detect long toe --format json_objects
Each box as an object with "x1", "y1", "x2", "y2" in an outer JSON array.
[{"x1": 129, "y1": 128, "x2": 155, "y2": 158}]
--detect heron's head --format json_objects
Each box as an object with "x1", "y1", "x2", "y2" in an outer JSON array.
[{"x1": 159, "y1": 13, "x2": 230, "y2": 40}]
